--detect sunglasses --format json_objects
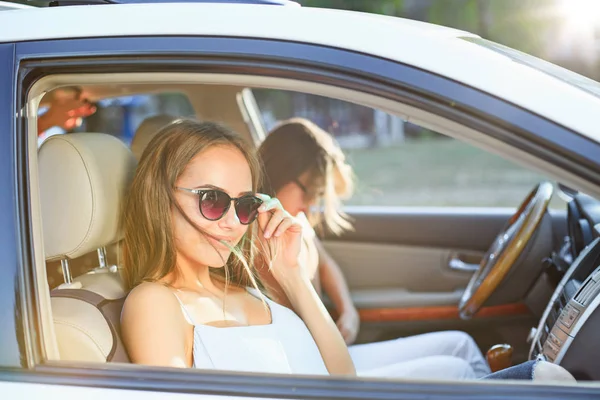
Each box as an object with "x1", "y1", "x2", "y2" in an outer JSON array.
[
  {"x1": 294, "y1": 178, "x2": 308, "y2": 194},
  {"x1": 176, "y1": 187, "x2": 263, "y2": 225},
  {"x1": 294, "y1": 179, "x2": 325, "y2": 200}
]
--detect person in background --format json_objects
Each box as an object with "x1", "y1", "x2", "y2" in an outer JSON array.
[
  {"x1": 37, "y1": 88, "x2": 96, "y2": 137},
  {"x1": 257, "y1": 117, "x2": 492, "y2": 378}
]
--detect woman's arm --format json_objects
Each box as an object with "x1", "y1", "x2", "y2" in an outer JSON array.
[
  {"x1": 256, "y1": 195, "x2": 355, "y2": 376},
  {"x1": 256, "y1": 261, "x2": 294, "y2": 309},
  {"x1": 121, "y1": 282, "x2": 191, "y2": 367},
  {"x1": 278, "y1": 269, "x2": 356, "y2": 376},
  {"x1": 315, "y1": 238, "x2": 360, "y2": 345}
]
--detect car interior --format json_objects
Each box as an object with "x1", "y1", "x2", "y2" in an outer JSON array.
[{"x1": 28, "y1": 72, "x2": 600, "y2": 382}]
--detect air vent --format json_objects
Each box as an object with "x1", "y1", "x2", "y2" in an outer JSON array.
[
  {"x1": 574, "y1": 278, "x2": 600, "y2": 306},
  {"x1": 558, "y1": 291, "x2": 568, "y2": 309}
]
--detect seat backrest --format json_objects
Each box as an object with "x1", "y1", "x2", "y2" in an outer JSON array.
[
  {"x1": 50, "y1": 272, "x2": 130, "y2": 362},
  {"x1": 130, "y1": 114, "x2": 179, "y2": 160},
  {"x1": 39, "y1": 132, "x2": 136, "y2": 362}
]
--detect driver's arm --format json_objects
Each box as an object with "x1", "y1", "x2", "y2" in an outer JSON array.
[{"x1": 315, "y1": 237, "x2": 360, "y2": 345}]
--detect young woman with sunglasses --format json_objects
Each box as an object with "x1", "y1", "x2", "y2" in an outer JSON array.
[
  {"x1": 120, "y1": 118, "x2": 574, "y2": 382},
  {"x1": 120, "y1": 119, "x2": 354, "y2": 375}
]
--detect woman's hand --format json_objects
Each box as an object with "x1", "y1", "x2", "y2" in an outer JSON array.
[
  {"x1": 38, "y1": 96, "x2": 96, "y2": 137},
  {"x1": 255, "y1": 196, "x2": 356, "y2": 376},
  {"x1": 256, "y1": 194, "x2": 305, "y2": 286},
  {"x1": 336, "y1": 306, "x2": 360, "y2": 345}
]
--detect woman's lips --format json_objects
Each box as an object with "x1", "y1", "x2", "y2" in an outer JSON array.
[{"x1": 206, "y1": 235, "x2": 234, "y2": 250}]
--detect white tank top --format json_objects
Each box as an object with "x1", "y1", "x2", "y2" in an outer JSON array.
[{"x1": 173, "y1": 288, "x2": 329, "y2": 375}]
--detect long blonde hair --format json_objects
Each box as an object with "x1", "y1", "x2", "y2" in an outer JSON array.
[
  {"x1": 259, "y1": 117, "x2": 354, "y2": 235},
  {"x1": 121, "y1": 119, "x2": 263, "y2": 292}
]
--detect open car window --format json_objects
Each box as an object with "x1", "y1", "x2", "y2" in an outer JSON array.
[{"x1": 252, "y1": 89, "x2": 566, "y2": 209}]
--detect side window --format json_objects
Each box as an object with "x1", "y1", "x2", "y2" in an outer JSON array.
[{"x1": 253, "y1": 89, "x2": 563, "y2": 208}]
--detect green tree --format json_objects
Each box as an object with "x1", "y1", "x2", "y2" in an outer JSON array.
[
  {"x1": 302, "y1": 0, "x2": 405, "y2": 15},
  {"x1": 300, "y1": 0, "x2": 590, "y2": 74}
]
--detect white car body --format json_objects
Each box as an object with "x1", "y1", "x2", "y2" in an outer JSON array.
[{"x1": 1, "y1": 2, "x2": 600, "y2": 399}]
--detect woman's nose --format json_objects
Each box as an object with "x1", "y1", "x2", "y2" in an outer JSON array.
[{"x1": 218, "y1": 202, "x2": 240, "y2": 228}]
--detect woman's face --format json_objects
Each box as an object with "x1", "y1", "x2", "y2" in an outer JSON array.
[
  {"x1": 276, "y1": 171, "x2": 319, "y2": 217},
  {"x1": 172, "y1": 145, "x2": 253, "y2": 268}
]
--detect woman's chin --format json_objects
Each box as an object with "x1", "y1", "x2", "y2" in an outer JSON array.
[{"x1": 203, "y1": 250, "x2": 233, "y2": 269}]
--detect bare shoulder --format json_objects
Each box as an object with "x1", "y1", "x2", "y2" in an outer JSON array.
[
  {"x1": 122, "y1": 282, "x2": 184, "y2": 326},
  {"x1": 126, "y1": 281, "x2": 177, "y2": 304},
  {"x1": 121, "y1": 282, "x2": 190, "y2": 367}
]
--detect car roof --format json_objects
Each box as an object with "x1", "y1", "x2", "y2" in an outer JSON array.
[{"x1": 2, "y1": 3, "x2": 599, "y2": 140}]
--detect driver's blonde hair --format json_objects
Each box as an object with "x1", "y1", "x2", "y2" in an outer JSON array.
[{"x1": 259, "y1": 117, "x2": 354, "y2": 235}]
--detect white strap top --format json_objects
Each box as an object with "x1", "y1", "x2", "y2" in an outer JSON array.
[{"x1": 173, "y1": 288, "x2": 328, "y2": 376}]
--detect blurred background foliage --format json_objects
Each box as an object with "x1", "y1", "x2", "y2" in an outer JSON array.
[{"x1": 302, "y1": 0, "x2": 599, "y2": 78}]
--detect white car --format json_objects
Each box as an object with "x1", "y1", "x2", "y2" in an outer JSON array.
[{"x1": 1, "y1": 0, "x2": 599, "y2": 399}]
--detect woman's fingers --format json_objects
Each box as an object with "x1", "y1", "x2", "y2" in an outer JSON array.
[
  {"x1": 273, "y1": 217, "x2": 294, "y2": 238},
  {"x1": 255, "y1": 194, "x2": 282, "y2": 238},
  {"x1": 337, "y1": 321, "x2": 349, "y2": 342},
  {"x1": 64, "y1": 117, "x2": 83, "y2": 130},
  {"x1": 67, "y1": 103, "x2": 97, "y2": 118},
  {"x1": 263, "y1": 208, "x2": 286, "y2": 239},
  {"x1": 256, "y1": 194, "x2": 279, "y2": 212},
  {"x1": 253, "y1": 194, "x2": 300, "y2": 239}
]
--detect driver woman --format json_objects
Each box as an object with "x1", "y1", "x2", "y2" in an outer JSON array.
[{"x1": 257, "y1": 117, "x2": 491, "y2": 377}]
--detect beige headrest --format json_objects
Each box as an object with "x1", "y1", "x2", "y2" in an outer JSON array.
[
  {"x1": 39, "y1": 133, "x2": 137, "y2": 260},
  {"x1": 130, "y1": 114, "x2": 179, "y2": 160}
]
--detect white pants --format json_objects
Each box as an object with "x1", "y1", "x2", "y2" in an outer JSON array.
[{"x1": 351, "y1": 330, "x2": 491, "y2": 380}]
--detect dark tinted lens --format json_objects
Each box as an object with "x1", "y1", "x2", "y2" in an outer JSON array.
[
  {"x1": 200, "y1": 190, "x2": 231, "y2": 220},
  {"x1": 235, "y1": 196, "x2": 263, "y2": 225}
]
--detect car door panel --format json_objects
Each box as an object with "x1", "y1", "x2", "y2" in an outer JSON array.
[
  {"x1": 323, "y1": 241, "x2": 475, "y2": 304},
  {"x1": 323, "y1": 209, "x2": 564, "y2": 300},
  {"x1": 322, "y1": 208, "x2": 563, "y2": 356},
  {"x1": 326, "y1": 207, "x2": 566, "y2": 250}
]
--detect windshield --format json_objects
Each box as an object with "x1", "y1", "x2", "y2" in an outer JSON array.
[{"x1": 461, "y1": 37, "x2": 600, "y2": 99}]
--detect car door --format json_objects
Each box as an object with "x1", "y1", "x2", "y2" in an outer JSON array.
[
  {"x1": 4, "y1": 3, "x2": 600, "y2": 399},
  {"x1": 0, "y1": 32, "x2": 467, "y2": 400}
]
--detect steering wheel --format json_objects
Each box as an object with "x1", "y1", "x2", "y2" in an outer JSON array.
[{"x1": 458, "y1": 182, "x2": 554, "y2": 319}]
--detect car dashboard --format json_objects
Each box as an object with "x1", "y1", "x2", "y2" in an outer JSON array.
[{"x1": 529, "y1": 194, "x2": 600, "y2": 380}]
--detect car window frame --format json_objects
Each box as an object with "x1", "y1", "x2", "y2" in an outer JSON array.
[
  {"x1": 10, "y1": 35, "x2": 600, "y2": 398},
  {"x1": 0, "y1": 42, "x2": 27, "y2": 370},
  {"x1": 237, "y1": 87, "x2": 267, "y2": 146}
]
